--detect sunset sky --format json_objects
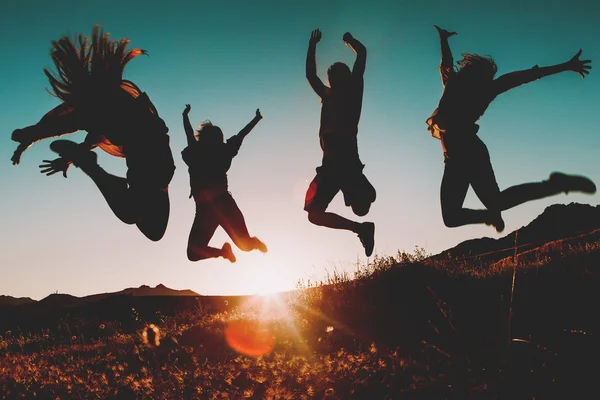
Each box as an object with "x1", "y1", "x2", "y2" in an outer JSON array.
[{"x1": 1, "y1": 0, "x2": 598, "y2": 299}]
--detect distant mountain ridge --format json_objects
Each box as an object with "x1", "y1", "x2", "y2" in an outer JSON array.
[
  {"x1": 2, "y1": 203, "x2": 598, "y2": 308},
  {"x1": 0, "y1": 284, "x2": 200, "y2": 309},
  {"x1": 0, "y1": 295, "x2": 36, "y2": 308},
  {"x1": 432, "y1": 202, "x2": 600, "y2": 263},
  {"x1": 118, "y1": 283, "x2": 199, "y2": 297}
]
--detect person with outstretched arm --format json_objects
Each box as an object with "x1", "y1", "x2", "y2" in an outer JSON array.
[
  {"x1": 182, "y1": 105, "x2": 267, "y2": 263},
  {"x1": 428, "y1": 25, "x2": 595, "y2": 232},
  {"x1": 11, "y1": 26, "x2": 175, "y2": 242},
  {"x1": 304, "y1": 29, "x2": 376, "y2": 257}
]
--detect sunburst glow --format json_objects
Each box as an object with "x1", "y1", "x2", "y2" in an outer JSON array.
[{"x1": 234, "y1": 252, "x2": 299, "y2": 296}]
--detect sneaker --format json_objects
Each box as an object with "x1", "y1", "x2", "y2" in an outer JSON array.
[
  {"x1": 252, "y1": 237, "x2": 268, "y2": 253},
  {"x1": 357, "y1": 222, "x2": 375, "y2": 257},
  {"x1": 221, "y1": 243, "x2": 236, "y2": 263},
  {"x1": 50, "y1": 139, "x2": 97, "y2": 170},
  {"x1": 549, "y1": 172, "x2": 596, "y2": 195},
  {"x1": 485, "y1": 210, "x2": 505, "y2": 233}
]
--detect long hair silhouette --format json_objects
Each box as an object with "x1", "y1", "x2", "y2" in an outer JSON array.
[
  {"x1": 11, "y1": 26, "x2": 175, "y2": 242},
  {"x1": 44, "y1": 26, "x2": 147, "y2": 104}
]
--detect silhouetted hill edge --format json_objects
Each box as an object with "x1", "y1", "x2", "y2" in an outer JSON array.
[
  {"x1": 432, "y1": 202, "x2": 600, "y2": 263},
  {"x1": 0, "y1": 295, "x2": 36, "y2": 308},
  {"x1": 0, "y1": 284, "x2": 200, "y2": 311}
]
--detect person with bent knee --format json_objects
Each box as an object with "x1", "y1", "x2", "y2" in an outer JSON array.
[
  {"x1": 182, "y1": 105, "x2": 267, "y2": 263},
  {"x1": 303, "y1": 29, "x2": 376, "y2": 256},
  {"x1": 428, "y1": 25, "x2": 595, "y2": 232},
  {"x1": 11, "y1": 26, "x2": 175, "y2": 242}
]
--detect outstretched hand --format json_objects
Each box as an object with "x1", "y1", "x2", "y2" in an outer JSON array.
[
  {"x1": 309, "y1": 29, "x2": 322, "y2": 45},
  {"x1": 11, "y1": 142, "x2": 30, "y2": 165},
  {"x1": 11, "y1": 148, "x2": 23, "y2": 165},
  {"x1": 567, "y1": 49, "x2": 592, "y2": 78},
  {"x1": 434, "y1": 25, "x2": 457, "y2": 38},
  {"x1": 343, "y1": 32, "x2": 353, "y2": 42},
  {"x1": 255, "y1": 108, "x2": 262, "y2": 119},
  {"x1": 39, "y1": 157, "x2": 71, "y2": 178},
  {"x1": 183, "y1": 104, "x2": 191, "y2": 115}
]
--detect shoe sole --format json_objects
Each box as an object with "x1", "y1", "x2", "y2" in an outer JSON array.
[{"x1": 50, "y1": 140, "x2": 98, "y2": 169}]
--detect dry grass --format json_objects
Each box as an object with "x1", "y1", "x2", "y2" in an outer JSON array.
[{"x1": 1, "y1": 239, "x2": 598, "y2": 399}]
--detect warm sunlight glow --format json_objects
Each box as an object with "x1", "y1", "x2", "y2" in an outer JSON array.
[
  {"x1": 252, "y1": 275, "x2": 287, "y2": 296},
  {"x1": 224, "y1": 320, "x2": 275, "y2": 357},
  {"x1": 234, "y1": 253, "x2": 299, "y2": 295}
]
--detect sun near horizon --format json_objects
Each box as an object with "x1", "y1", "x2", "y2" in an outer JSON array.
[{"x1": 1, "y1": 0, "x2": 598, "y2": 301}]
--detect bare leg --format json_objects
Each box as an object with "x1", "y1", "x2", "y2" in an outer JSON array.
[
  {"x1": 307, "y1": 211, "x2": 375, "y2": 256},
  {"x1": 50, "y1": 140, "x2": 171, "y2": 241},
  {"x1": 21, "y1": 105, "x2": 138, "y2": 227},
  {"x1": 50, "y1": 141, "x2": 138, "y2": 224},
  {"x1": 307, "y1": 211, "x2": 361, "y2": 232},
  {"x1": 12, "y1": 103, "x2": 79, "y2": 164},
  {"x1": 304, "y1": 170, "x2": 362, "y2": 232},
  {"x1": 134, "y1": 188, "x2": 170, "y2": 242},
  {"x1": 471, "y1": 155, "x2": 563, "y2": 212},
  {"x1": 497, "y1": 173, "x2": 596, "y2": 211},
  {"x1": 470, "y1": 145, "x2": 595, "y2": 215},
  {"x1": 187, "y1": 200, "x2": 233, "y2": 261},
  {"x1": 304, "y1": 167, "x2": 375, "y2": 255},
  {"x1": 217, "y1": 193, "x2": 267, "y2": 252},
  {"x1": 13, "y1": 103, "x2": 79, "y2": 143},
  {"x1": 15, "y1": 104, "x2": 168, "y2": 236},
  {"x1": 497, "y1": 181, "x2": 559, "y2": 210}
]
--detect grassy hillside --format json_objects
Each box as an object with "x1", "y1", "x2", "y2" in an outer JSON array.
[{"x1": 1, "y1": 238, "x2": 598, "y2": 399}]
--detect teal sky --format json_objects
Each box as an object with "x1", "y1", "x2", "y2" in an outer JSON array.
[{"x1": 1, "y1": 0, "x2": 598, "y2": 299}]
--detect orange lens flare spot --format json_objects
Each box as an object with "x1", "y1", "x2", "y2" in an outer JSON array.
[
  {"x1": 142, "y1": 324, "x2": 161, "y2": 347},
  {"x1": 225, "y1": 320, "x2": 275, "y2": 357}
]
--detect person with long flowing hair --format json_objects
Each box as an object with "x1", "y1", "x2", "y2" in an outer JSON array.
[
  {"x1": 11, "y1": 26, "x2": 175, "y2": 241},
  {"x1": 182, "y1": 105, "x2": 267, "y2": 262},
  {"x1": 304, "y1": 29, "x2": 376, "y2": 257},
  {"x1": 429, "y1": 25, "x2": 595, "y2": 232}
]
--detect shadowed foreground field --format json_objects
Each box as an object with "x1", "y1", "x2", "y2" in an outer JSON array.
[{"x1": 1, "y1": 240, "x2": 598, "y2": 399}]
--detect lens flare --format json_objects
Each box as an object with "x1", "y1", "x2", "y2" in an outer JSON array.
[
  {"x1": 225, "y1": 320, "x2": 275, "y2": 357},
  {"x1": 142, "y1": 324, "x2": 161, "y2": 347}
]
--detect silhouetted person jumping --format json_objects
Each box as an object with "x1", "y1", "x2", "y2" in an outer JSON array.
[
  {"x1": 10, "y1": 26, "x2": 175, "y2": 241},
  {"x1": 428, "y1": 25, "x2": 595, "y2": 232},
  {"x1": 182, "y1": 105, "x2": 267, "y2": 263},
  {"x1": 304, "y1": 29, "x2": 376, "y2": 256}
]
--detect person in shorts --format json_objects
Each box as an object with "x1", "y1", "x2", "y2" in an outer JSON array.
[{"x1": 304, "y1": 29, "x2": 376, "y2": 256}]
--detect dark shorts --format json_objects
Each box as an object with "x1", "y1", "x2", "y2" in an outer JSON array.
[{"x1": 304, "y1": 161, "x2": 376, "y2": 215}]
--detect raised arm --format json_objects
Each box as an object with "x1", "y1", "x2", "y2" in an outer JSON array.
[
  {"x1": 493, "y1": 49, "x2": 592, "y2": 96},
  {"x1": 226, "y1": 109, "x2": 263, "y2": 157},
  {"x1": 306, "y1": 29, "x2": 327, "y2": 98},
  {"x1": 236, "y1": 109, "x2": 263, "y2": 141},
  {"x1": 434, "y1": 25, "x2": 457, "y2": 86},
  {"x1": 182, "y1": 104, "x2": 196, "y2": 147},
  {"x1": 343, "y1": 32, "x2": 367, "y2": 78}
]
